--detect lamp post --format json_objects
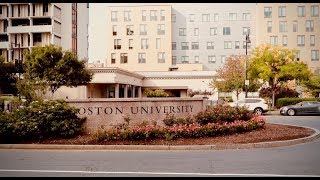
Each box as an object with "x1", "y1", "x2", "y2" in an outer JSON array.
[
  {"x1": 9, "y1": 42, "x2": 22, "y2": 101},
  {"x1": 244, "y1": 33, "x2": 251, "y2": 98}
]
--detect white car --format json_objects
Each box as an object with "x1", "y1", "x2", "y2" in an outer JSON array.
[{"x1": 228, "y1": 98, "x2": 269, "y2": 115}]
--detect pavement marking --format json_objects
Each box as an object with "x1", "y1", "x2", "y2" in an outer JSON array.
[{"x1": 0, "y1": 169, "x2": 318, "y2": 177}]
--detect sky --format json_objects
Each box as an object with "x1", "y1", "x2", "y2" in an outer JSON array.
[{"x1": 88, "y1": 3, "x2": 253, "y2": 63}]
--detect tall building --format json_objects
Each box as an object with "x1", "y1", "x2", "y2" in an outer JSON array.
[
  {"x1": 0, "y1": 3, "x2": 89, "y2": 63},
  {"x1": 256, "y1": 3, "x2": 320, "y2": 74}
]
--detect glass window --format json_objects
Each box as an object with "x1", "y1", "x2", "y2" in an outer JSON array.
[
  {"x1": 129, "y1": 39, "x2": 133, "y2": 49},
  {"x1": 189, "y1": 14, "x2": 195, "y2": 22},
  {"x1": 194, "y1": 28, "x2": 199, "y2": 36},
  {"x1": 267, "y1": 21, "x2": 272, "y2": 33},
  {"x1": 210, "y1": 27, "x2": 217, "y2": 36},
  {"x1": 310, "y1": 35, "x2": 315, "y2": 46},
  {"x1": 297, "y1": 35, "x2": 305, "y2": 46},
  {"x1": 172, "y1": 42, "x2": 176, "y2": 50},
  {"x1": 112, "y1": 25, "x2": 117, "y2": 36},
  {"x1": 235, "y1": 41, "x2": 240, "y2": 49},
  {"x1": 229, "y1": 13, "x2": 237, "y2": 20},
  {"x1": 172, "y1": 14, "x2": 176, "y2": 22},
  {"x1": 150, "y1": 10, "x2": 157, "y2": 21},
  {"x1": 181, "y1": 56, "x2": 189, "y2": 63},
  {"x1": 311, "y1": 5, "x2": 319, "y2": 17},
  {"x1": 214, "y1": 13, "x2": 219, "y2": 21},
  {"x1": 297, "y1": 6, "x2": 305, "y2": 17},
  {"x1": 140, "y1": 24, "x2": 147, "y2": 35},
  {"x1": 157, "y1": 24, "x2": 165, "y2": 35},
  {"x1": 111, "y1": 11, "x2": 117, "y2": 21},
  {"x1": 160, "y1": 10, "x2": 165, "y2": 21},
  {"x1": 158, "y1": 52, "x2": 165, "y2": 63},
  {"x1": 126, "y1": 25, "x2": 134, "y2": 35},
  {"x1": 270, "y1": 36, "x2": 278, "y2": 46},
  {"x1": 208, "y1": 56, "x2": 216, "y2": 63},
  {"x1": 179, "y1": 28, "x2": 186, "y2": 36},
  {"x1": 279, "y1": 21, "x2": 287, "y2": 32},
  {"x1": 194, "y1": 56, "x2": 199, "y2": 63},
  {"x1": 243, "y1": 27, "x2": 250, "y2": 35},
  {"x1": 124, "y1": 11, "x2": 131, "y2": 21},
  {"x1": 242, "y1": 13, "x2": 250, "y2": 21},
  {"x1": 296, "y1": 50, "x2": 300, "y2": 61},
  {"x1": 202, "y1": 14, "x2": 210, "y2": 22},
  {"x1": 120, "y1": 53, "x2": 128, "y2": 63},
  {"x1": 207, "y1": 42, "x2": 214, "y2": 49},
  {"x1": 278, "y1": 6, "x2": 286, "y2": 17},
  {"x1": 221, "y1": 56, "x2": 226, "y2": 63},
  {"x1": 282, "y1": 35, "x2": 287, "y2": 47},
  {"x1": 114, "y1": 39, "x2": 121, "y2": 49},
  {"x1": 172, "y1": 56, "x2": 176, "y2": 65},
  {"x1": 138, "y1": 53, "x2": 146, "y2": 63},
  {"x1": 293, "y1": 20, "x2": 298, "y2": 32},
  {"x1": 223, "y1": 27, "x2": 231, "y2": 35},
  {"x1": 142, "y1": 10, "x2": 146, "y2": 21},
  {"x1": 156, "y1": 38, "x2": 161, "y2": 49},
  {"x1": 141, "y1": 38, "x2": 148, "y2": 49},
  {"x1": 224, "y1": 41, "x2": 232, "y2": 49},
  {"x1": 111, "y1": 53, "x2": 116, "y2": 64},
  {"x1": 306, "y1": 20, "x2": 314, "y2": 32},
  {"x1": 191, "y1": 42, "x2": 199, "y2": 50},
  {"x1": 181, "y1": 42, "x2": 189, "y2": 50},
  {"x1": 311, "y1": 50, "x2": 319, "y2": 61},
  {"x1": 264, "y1": 7, "x2": 272, "y2": 18}
]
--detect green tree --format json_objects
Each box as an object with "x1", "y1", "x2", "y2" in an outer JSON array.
[
  {"x1": 302, "y1": 74, "x2": 320, "y2": 97},
  {"x1": 0, "y1": 56, "x2": 18, "y2": 95},
  {"x1": 248, "y1": 44, "x2": 312, "y2": 107},
  {"x1": 24, "y1": 44, "x2": 93, "y2": 97},
  {"x1": 209, "y1": 55, "x2": 261, "y2": 100}
]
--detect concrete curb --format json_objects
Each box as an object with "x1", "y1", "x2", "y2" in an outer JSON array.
[{"x1": 0, "y1": 123, "x2": 319, "y2": 151}]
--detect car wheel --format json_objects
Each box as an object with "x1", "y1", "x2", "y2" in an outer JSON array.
[
  {"x1": 254, "y1": 107, "x2": 263, "y2": 115},
  {"x1": 287, "y1": 109, "x2": 295, "y2": 116}
]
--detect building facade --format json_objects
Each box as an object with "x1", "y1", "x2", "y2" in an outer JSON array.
[{"x1": 0, "y1": 3, "x2": 89, "y2": 63}]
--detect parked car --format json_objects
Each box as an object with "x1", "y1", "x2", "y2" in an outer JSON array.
[
  {"x1": 228, "y1": 98, "x2": 269, "y2": 115},
  {"x1": 280, "y1": 101, "x2": 320, "y2": 116}
]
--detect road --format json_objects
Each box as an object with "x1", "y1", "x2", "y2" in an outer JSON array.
[{"x1": 0, "y1": 115, "x2": 319, "y2": 177}]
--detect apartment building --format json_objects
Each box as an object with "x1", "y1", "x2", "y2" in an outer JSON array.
[
  {"x1": 106, "y1": 5, "x2": 172, "y2": 71},
  {"x1": 0, "y1": 3, "x2": 89, "y2": 63},
  {"x1": 256, "y1": 3, "x2": 320, "y2": 74}
]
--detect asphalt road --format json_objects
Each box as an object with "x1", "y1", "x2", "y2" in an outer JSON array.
[{"x1": 0, "y1": 115, "x2": 319, "y2": 177}]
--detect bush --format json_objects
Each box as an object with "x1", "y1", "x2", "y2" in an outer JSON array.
[
  {"x1": 143, "y1": 89, "x2": 170, "y2": 97},
  {"x1": 188, "y1": 89, "x2": 213, "y2": 97},
  {"x1": 0, "y1": 99, "x2": 86, "y2": 143},
  {"x1": 276, "y1": 98, "x2": 320, "y2": 108},
  {"x1": 259, "y1": 86, "x2": 299, "y2": 102},
  {"x1": 163, "y1": 113, "x2": 194, "y2": 127}
]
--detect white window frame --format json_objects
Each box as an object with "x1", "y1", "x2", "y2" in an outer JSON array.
[
  {"x1": 140, "y1": 24, "x2": 147, "y2": 35},
  {"x1": 207, "y1": 42, "x2": 214, "y2": 49},
  {"x1": 191, "y1": 42, "x2": 199, "y2": 50},
  {"x1": 310, "y1": 35, "x2": 315, "y2": 46},
  {"x1": 235, "y1": 41, "x2": 240, "y2": 49},
  {"x1": 157, "y1": 24, "x2": 165, "y2": 35},
  {"x1": 111, "y1": 11, "x2": 117, "y2": 22},
  {"x1": 297, "y1": 35, "x2": 305, "y2": 46},
  {"x1": 311, "y1": 5, "x2": 319, "y2": 17},
  {"x1": 208, "y1": 55, "x2": 216, "y2": 63},
  {"x1": 306, "y1": 20, "x2": 314, "y2": 32},
  {"x1": 278, "y1": 6, "x2": 286, "y2": 17},
  {"x1": 282, "y1": 35, "x2": 288, "y2": 47},
  {"x1": 202, "y1": 14, "x2": 210, "y2": 22},
  {"x1": 142, "y1": 10, "x2": 146, "y2": 21},
  {"x1": 264, "y1": 7, "x2": 272, "y2": 18},
  {"x1": 311, "y1": 50, "x2": 319, "y2": 61},
  {"x1": 181, "y1": 42, "x2": 189, "y2": 50},
  {"x1": 160, "y1": 10, "x2": 165, "y2": 21},
  {"x1": 224, "y1": 41, "x2": 232, "y2": 49},
  {"x1": 223, "y1": 27, "x2": 231, "y2": 35},
  {"x1": 194, "y1": 28, "x2": 199, "y2": 36},
  {"x1": 181, "y1": 56, "x2": 189, "y2": 63},
  {"x1": 150, "y1": 10, "x2": 157, "y2": 21},
  {"x1": 158, "y1": 52, "x2": 165, "y2": 63},
  {"x1": 210, "y1": 27, "x2": 217, "y2": 36},
  {"x1": 141, "y1": 38, "x2": 148, "y2": 49},
  {"x1": 297, "y1": 6, "x2": 305, "y2": 17},
  {"x1": 124, "y1": 11, "x2": 131, "y2": 21},
  {"x1": 279, "y1": 21, "x2": 287, "y2": 32},
  {"x1": 242, "y1": 13, "x2": 250, "y2": 21},
  {"x1": 229, "y1": 13, "x2": 237, "y2": 21},
  {"x1": 138, "y1": 53, "x2": 146, "y2": 63},
  {"x1": 189, "y1": 14, "x2": 195, "y2": 22},
  {"x1": 179, "y1": 28, "x2": 186, "y2": 36}
]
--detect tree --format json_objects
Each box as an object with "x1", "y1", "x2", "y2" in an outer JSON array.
[
  {"x1": 0, "y1": 56, "x2": 18, "y2": 95},
  {"x1": 248, "y1": 44, "x2": 312, "y2": 108},
  {"x1": 209, "y1": 55, "x2": 261, "y2": 100},
  {"x1": 302, "y1": 74, "x2": 320, "y2": 97},
  {"x1": 24, "y1": 44, "x2": 93, "y2": 97}
]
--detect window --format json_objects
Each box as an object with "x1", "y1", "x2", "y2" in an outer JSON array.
[
  {"x1": 297, "y1": 35, "x2": 305, "y2": 46},
  {"x1": 160, "y1": 10, "x2": 165, "y2": 21},
  {"x1": 181, "y1": 42, "x2": 189, "y2": 50},
  {"x1": 172, "y1": 14, "x2": 176, "y2": 22},
  {"x1": 279, "y1": 21, "x2": 287, "y2": 32},
  {"x1": 310, "y1": 35, "x2": 315, "y2": 46},
  {"x1": 243, "y1": 27, "x2": 250, "y2": 35},
  {"x1": 138, "y1": 53, "x2": 146, "y2": 63},
  {"x1": 306, "y1": 20, "x2": 314, "y2": 32},
  {"x1": 214, "y1": 13, "x2": 219, "y2": 21},
  {"x1": 111, "y1": 53, "x2": 116, "y2": 64},
  {"x1": 311, "y1": 5, "x2": 319, "y2": 17},
  {"x1": 194, "y1": 28, "x2": 199, "y2": 36},
  {"x1": 189, "y1": 14, "x2": 195, "y2": 22},
  {"x1": 140, "y1": 24, "x2": 147, "y2": 35},
  {"x1": 235, "y1": 41, "x2": 240, "y2": 49},
  {"x1": 157, "y1": 24, "x2": 165, "y2": 35},
  {"x1": 141, "y1": 38, "x2": 148, "y2": 49},
  {"x1": 311, "y1": 50, "x2": 319, "y2": 61},
  {"x1": 229, "y1": 13, "x2": 237, "y2": 21},
  {"x1": 267, "y1": 21, "x2": 272, "y2": 33},
  {"x1": 297, "y1": 6, "x2": 305, "y2": 17},
  {"x1": 207, "y1": 42, "x2": 214, "y2": 49},
  {"x1": 124, "y1": 11, "x2": 131, "y2": 21},
  {"x1": 179, "y1": 28, "x2": 186, "y2": 36},
  {"x1": 120, "y1": 53, "x2": 128, "y2": 63},
  {"x1": 264, "y1": 7, "x2": 272, "y2": 18},
  {"x1": 223, "y1": 27, "x2": 231, "y2": 35},
  {"x1": 210, "y1": 27, "x2": 217, "y2": 36},
  {"x1": 43, "y1": 3, "x2": 49, "y2": 13},
  {"x1": 129, "y1": 39, "x2": 133, "y2": 49},
  {"x1": 202, "y1": 14, "x2": 210, "y2": 22},
  {"x1": 282, "y1": 35, "x2": 288, "y2": 47},
  {"x1": 270, "y1": 36, "x2": 278, "y2": 45},
  {"x1": 112, "y1": 25, "x2": 117, "y2": 36},
  {"x1": 208, "y1": 56, "x2": 216, "y2": 63},
  {"x1": 150, "y1": 10, "x2": 157, "y2": 21},
  {"x1": 293, "y1": 20, "x2": 298, "y2": 32},
  {"x1": 142, "y1": 10, "x2": 146, "y2": 21},
  {"x1": 156, "y1": 38, "x2": 161, "y2": 49},
  {"x1": 194, "y1": 56, "x2": 199, "y2": 63},
  {"x1": 172, "y1": 56, "x2": 176, "y2": 65},
  {"x1": 172, "y1": 42, "x2": 176, "y2": 50},
  {"x1": 296, "y1": 50, "x2": 300, "y2": 61},
  {"x1": 191, "y1": 42, "x2": 199, "y2": 50},
  {"x1": 126, "y1": 25, "x2": 134, "y2": 35},
  {"x1": 278, "y1": 6, "x2": 286, "y2": 17},
  {"x1": 221, "y1": 56, "x2": 226, "y2": 63},
  {"x1": 224, "y1": 41, "x2": 232, "y2": 49},
  {"x1": 242, "y1": 13, "x2": 250, "y2": 21},
  {"x1": 111, "y1": 11, "x2": 117, "y2": 21},
  {"x1": 181, "y1": 56, "x2": 189, "y2": 63},
  {"x1": 0, "y1": 5, "x2": 2, "y2": 14},
  {"x1": 244, "y1": 40, "x2": 251, "y2": 49},
  {"x1": 158, "y1": 52, "x2": 165, "y2": 63},
  {"x1": 114, "y1": 39, "x2": 121, "y2": 49}
]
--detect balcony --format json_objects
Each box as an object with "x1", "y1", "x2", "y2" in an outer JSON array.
[
  {"x1": 7, "y1": 25, "x2": 52, "y2": 33},
  {"x1": 0, "y1": 41, "x2": 9, "y2": 49}
]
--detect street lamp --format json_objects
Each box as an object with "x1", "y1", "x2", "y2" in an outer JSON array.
[
  {"x1": 244, "y1": 33, "x2": 251, "y2": 98},
  {"x1": 9, "y1": 42, "x2": 22, "y2": 101}
]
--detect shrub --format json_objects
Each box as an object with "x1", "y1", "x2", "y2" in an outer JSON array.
[
  {"x1": 143, "y1": 89, "x2": 170, "y2": 97},
  {"x1": 188, "y1": 89, "x2": 213, "y2": 97},
  {"x1": 0, "y1": 99, "x2": 86, "y2": 143},
  {"x1": 259, "y1": 86, "x2": 299, "y2": 102},
  {"x1": 163, "y1": 113, "x2": 194, "y2": 127},
  {"x1": 276, "y1": 98, "x2": 320, "y2": 108}
]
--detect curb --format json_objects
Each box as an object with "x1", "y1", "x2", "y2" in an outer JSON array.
[{"x1": 0, "y1": 124, "x2": 319, "y2": 151}]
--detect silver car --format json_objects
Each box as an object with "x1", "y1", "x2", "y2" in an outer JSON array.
[{"x1": 280, "y1": 101, "x2": 320, "y2": 116}]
